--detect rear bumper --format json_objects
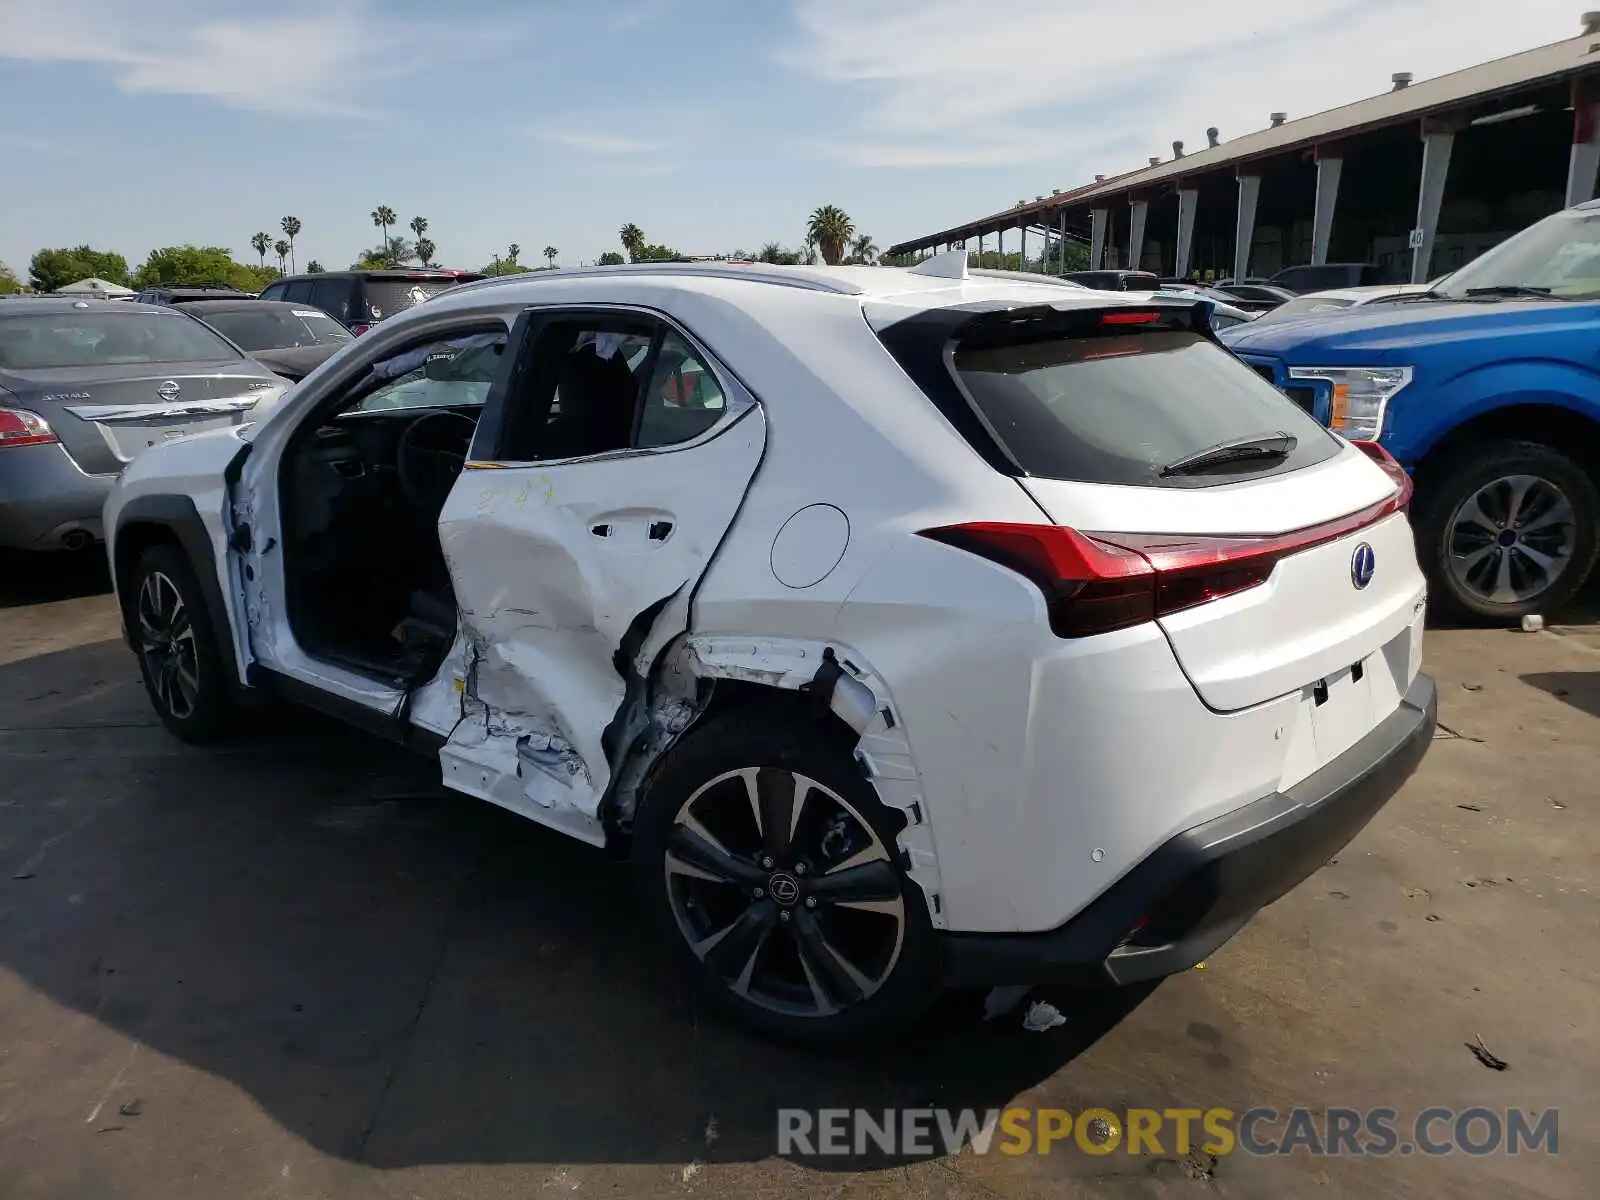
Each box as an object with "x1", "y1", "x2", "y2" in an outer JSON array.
[
  {"x1": 941, "y1": 672, "x2": 1437, "y2": 988},
  {"x1": 0, "y1": 442, "x2": 111, "y2": 550}
]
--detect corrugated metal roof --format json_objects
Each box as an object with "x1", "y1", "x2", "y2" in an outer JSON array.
[{"x1": 891, "y1": 29, "x2": 1600, "y2": 253}]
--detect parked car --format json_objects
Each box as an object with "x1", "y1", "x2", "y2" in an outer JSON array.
[
  {"x1": 103, "y1": 258, "x2": 1434, "y2": 1044},
  {"x1": 182, "y1": 299, "x2": 354, "y2": 381},
  {"x1": 1246, "y1": 284, "x2": 1437, "y2": 327},
  {"x1": 133, "y1": 284, "x2": 255, "y2": 306},
  {"x1": 259, "y1": 269, "x2": 488, "y2": 335},
  {"x1": 1267, "y1": 263, "x2": 1385, "y2": 293},
  {"x1": 1223, "y1": 200, "x2": 1600, "y2": 623},
  {"x1": 1207, "y1": 283, "x2": 1296, "y2": 311},
  {"x1": 1136, "y1": 286, "x2": 1257, "y2": 330},
  {"x1": 1062, "y1": 269, "x2": 1162, "y2": 291},
  {"x1": 0, "y1": 299, "x2": 288, "y2": 551}
]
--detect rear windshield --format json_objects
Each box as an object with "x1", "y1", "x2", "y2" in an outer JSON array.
[
  {"x1": 362, "y1": 279, "x2": 466, "y2": 320},
  {"x1": 921, "y1": 322, "x2": 1338, "y2": 487},
  {"x1": 0, "y1": 311, "x2": 242, "y2": 369},
  {"x1": 203, "y1": 308, "x2": 353, "y2": 351}
]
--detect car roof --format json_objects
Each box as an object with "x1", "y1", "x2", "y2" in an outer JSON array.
[
  {"x1": 180, "y1": 298, "x2": 324, "y2": 315},
  {"x1": 275, "y1": 269, "x2": 476, "y2": 281},
  {"x1": 0, "y1": 298, "x2": 175, "y2": 316}
]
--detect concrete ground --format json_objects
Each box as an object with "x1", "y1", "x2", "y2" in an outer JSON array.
[{"x1": 0, "y1": 553, "x2": 1594, "y2": 1200}]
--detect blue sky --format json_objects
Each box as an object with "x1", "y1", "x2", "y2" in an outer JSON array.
[{"x1": 0, "y1": 0, "x2": 1581, "y2": 276}]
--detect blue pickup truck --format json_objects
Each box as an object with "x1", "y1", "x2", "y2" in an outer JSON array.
[{"x1": 1223, "y1": 201, "x2": 1600, "y2": 623}]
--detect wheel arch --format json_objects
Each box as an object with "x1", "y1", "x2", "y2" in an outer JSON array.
[
  {"x1": 112, "y1": 495, "x2": 249, "y2": 702},
  {"x1": 1411, "y1": 401, "x2": 1600, "y2": 486}
]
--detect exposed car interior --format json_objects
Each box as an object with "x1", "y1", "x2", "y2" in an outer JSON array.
[{"x1": 278, "y1": 317, "x2": 729, "y2": 682}]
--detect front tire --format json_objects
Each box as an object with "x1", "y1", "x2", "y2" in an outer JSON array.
[
  {"x1": 128, "y1": 543, "x2": 235, "y2": 742},
  {"x1": 1414, "y1": 440, "x2": 1600, "y2": 624},
  {"x1": 633, "y1": 713, "x2": 940, "y2": 1046}
]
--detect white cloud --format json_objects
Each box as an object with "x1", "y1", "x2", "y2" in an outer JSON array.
[
  {"x1": 0, "y1": 0, "x2": 510, "y2": 118},
  {"x1": 537, "y1": 130, "x2": 668, "y2": 155},
  {"x1": 787, "y1": 0, "x2": 1587, "y2": 169}
]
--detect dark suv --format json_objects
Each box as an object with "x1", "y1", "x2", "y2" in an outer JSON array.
[
  {"x1": 1265, "y1": 263, "x2": 1384, "y2": 293},
  {"x1": 133, "y1": 284, "x2": 254, "y2": 306},
  {"x1": 259, "y1": 269, "x2": 487, "y2": 334}
]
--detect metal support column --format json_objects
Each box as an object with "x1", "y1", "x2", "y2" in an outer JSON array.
[
  {"x1": 1311, "y1": 153, "x2": 1343, "y2": 265},
  {"x1": 1019, "y1": 225, "x2": 1027, "y2": 271},
  {"x1": 1058, "y1": 208, "x2": 1068, "y2": 274},
  {"x1": 1127, "y1": 200, "x2": 1149, "y2": 274},
  {"x1": 1233, "y1": 173, "x2": 1261, "y2": 282},
  {"x1": 1411, "y1": 119, "x2": 1458, "y2": 283},
  {"x1": 997, "y1": 228, "x2": 1005, "y2": 261},
  {"x1": 1089, "y1": 208, "x2": 1109, "y2": 270},
  {"x1": 1567, "y1": 76, "x2": 1600, "y2": 206},
  {"x1": 1174, "y1": 188, "x2": 1199, "y2": 278}
]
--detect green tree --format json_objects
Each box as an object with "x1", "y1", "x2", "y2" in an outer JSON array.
[
  {"x1": 756, "y1": 241, "x2": 802, "y2": 265},
  {"x1": 481, "y1": 257, "x2": 531, "y2": 276},
  {"x1": 506, "y1": 243, "x2": 521, "y2": 267},
  {"x1": 371, "y1": 205, "x2": 397, "y2": 262},
  {"x1": 415, "y1": 238, "x2": 436, "y2": 268},
  {"x1": 543, "y1": 245, "x2": 558, "y2": 269},
  {"x1": 280, "y1": 216, "x2": 302, "y2": 274},
  {"x1": 250, "y1": 231, "x2": 271, "y2": 266},
  {"x1": 131, "y1": 244, "x2": 277, "y2": 291},
  {"x1": 357, "y1": 235, "x2": 415, "y2": 266},
  {"x1": 619, "y1": 223, "x2": 645, "y2": 262},
  {"x1": 806, "y1": 206, "x2": 855, "y2": 266},
  {"x1": 409, "y1": 215, "x2": 428, "y2": 241},
  {"x1": 0, "y1": 262, "x2": 23, "y2": 295},
  {"x1": 305, "y1": 259, "x2": 325, "y2": 274},
  {"x1": 848, "y1": 234, "x2": 878, "y2": 265},
  {"x1": 273, "y1": 239, "x2": 290, "y2": 273},
  {"x1": 597, "y1": 250, "x2": 625, "y2": 266},
  {"x1": 28, "y1": 245, "x2": 131, "y2": 292}
]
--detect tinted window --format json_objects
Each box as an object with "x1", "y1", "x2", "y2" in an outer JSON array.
[
  {"x1": 946, "y1": 328, "x2": 1337, "y2": 487},
  {"x1": 282, "y1": 281, "x2": 316, "y2": 304},
  {"x1": 0, "y1": 311, "x2": 242, "y2": 369},
  {"x1": 310, "y1": 279, "x2": 349, "y2": 321},
  {"x1": 202, "y1": 308, "x2": 353, "y2": 351},
  {"x1": 362, "y1": 279, "x2": 458, "y2": 321},
  {"x1": 637, "y1": 332, "x2": 726, "y2": 448},
  {"x1": 259, "y1": 283, "x2": 286, "y2": 301}
]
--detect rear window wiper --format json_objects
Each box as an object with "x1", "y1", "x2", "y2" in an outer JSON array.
[
  {"x1": 1160, "y1": 432, "x2": 1297, "y2": 477},
  {"x1": 1462, "y1": 285, "x2": 1555, "y2": 298}
]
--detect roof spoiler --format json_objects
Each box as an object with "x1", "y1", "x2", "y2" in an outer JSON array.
[{"x1": 907, "y1": 249, "x2": 969, "y2": 280}]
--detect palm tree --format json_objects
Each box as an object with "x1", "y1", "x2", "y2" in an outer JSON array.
[
  {"x1": 849, "y1": 233, "x2": 878, "y2": 265},
  {"x1": 371, "y1": 205, "x2": 397, "y2": 263},
  {"x1": 409, "y1": 215, "x2": 428, "y2": 244},
  {"x1": 305, "y1": 259, "x2": 325, "y2": 274},
  {"x1": 280, "y1": 216, "x2": 302, "y2": 274},
  {"x1": 415, "y1": 238, "x2": 436, "y2": 268},
  {"x1": 250, "y1": 231, "x2": 271, "y2": 266},
  {"x1": 619, "y1": 223, "x2": 645, "y2": 263},
  {"x1": 806, "y1": 206, "x2": 855, "y2": 266},
  {"x1": 506, "y1": 243, "x2": 521, "y2": 266},
  {"x1": 543, "y1": 246, "x2": 558, "y2": 269},
  {"x1": 273, "y1": 239, "x2": 290, "y2": 273}
]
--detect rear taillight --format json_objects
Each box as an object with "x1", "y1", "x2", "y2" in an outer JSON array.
[
  {"x1": 0, "y1": 407, "x2": 58, "y2": 448},
  {"x1": 349, "y1": 323, "x2": 371, "y2": 336},
  {"x1": 1349, "y1": 439, "x2": 1413, "y2": 511},
  {"x1": 922, "y1": 491, "x2": 1410, "y2": 638}
]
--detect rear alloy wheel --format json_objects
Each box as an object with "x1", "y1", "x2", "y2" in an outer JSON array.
[
  {"x1": 129, "y1": 544, "x2": 233, "y2": 742},
  {"x1": 1417, "y1": 441, "x2": 1600, "y2": 624},
  {"x1": 635, "y1": 716, "x2": 938, "y2": 1045}
]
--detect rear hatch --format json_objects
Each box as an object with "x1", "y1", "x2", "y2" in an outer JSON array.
[
  {"x1": 874, "y1": 298, "x2": 1423, "y2": 714},
  {"x1": 0, "y1": 308, "x2": 281, "y2": 474}
]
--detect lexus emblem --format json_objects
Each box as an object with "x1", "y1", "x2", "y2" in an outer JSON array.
[
  {"x1": 156, "y1": 380, "x2": 182, "y2": 401},
  {"x1": 1351, "y1": 543, "x2": 1376, "y2": 590},
  {"x1": 767, "y1": 872, "x2": 801, "y2": 907}
]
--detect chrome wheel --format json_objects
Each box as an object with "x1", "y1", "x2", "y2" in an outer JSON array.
[
  {"x1": 136, "y1": 570, "x2": 201, "y2": 721},
  {"x1": 664, "y1": 767, "x2": 905, "y2": 1019},
  {"x1": 1445, "y1": 473, "x2": 1576, "y2": 607}
]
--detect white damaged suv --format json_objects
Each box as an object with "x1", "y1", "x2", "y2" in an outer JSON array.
[{"x1": 104, "y1": 255, "x2": 1436, "y2": 1044}]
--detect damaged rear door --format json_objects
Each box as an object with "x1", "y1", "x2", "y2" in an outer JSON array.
[{"x1": 436, "y1": 306, "x2": 766, "y2": 844}]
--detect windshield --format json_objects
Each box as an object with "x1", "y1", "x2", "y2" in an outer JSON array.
[
  {"x1": 1248, "y1": 295, "x2": 1357, "y2": 326},
  {"x1": 0, "y1": 311, "x2": 242, "y2": 369},
  {"x1": 1438, "y1": 209, "x2": 1600, "y2": 299},
  {"x1": 203, "y1": 308, "x2": 352, "y2": 351}
]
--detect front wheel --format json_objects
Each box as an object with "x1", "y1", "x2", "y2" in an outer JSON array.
[
  {"x1": 128, "y1": 543, "x2": 235, "y2": 742},
  {"x1": 1414, "y1": 440, "x2": 1600, "y2": 624},
  {"x1": 633, "y1": 714, "x2": 940, "y2": 1046}
]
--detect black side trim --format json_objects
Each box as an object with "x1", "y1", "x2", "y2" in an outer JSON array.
[
  {"x1": 941, "y1": 673, "x2": 1438, "y2": 989},
  {"x1": 248, "y1": 666, "x2": 446, "y2": 754},
  {"x1": 113, "y1": 492, "x2": 252, "y2": 704}
]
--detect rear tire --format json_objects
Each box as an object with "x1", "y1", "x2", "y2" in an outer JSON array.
[
  {"x1": 633, "y1": 712, "x2": 940, "y2": 1047},
  {"x1": 128, "y1": 543, "x2": 235, "y2": 743},
  {"x1": 1414, "y1": 440, "x2": 1599, "y2": 625}
]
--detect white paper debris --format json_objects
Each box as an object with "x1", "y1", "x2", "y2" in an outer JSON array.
[
  {"x1": 983, "y1": 985, "x2": 1031, "y2": 1021},
  {"x1": 681, "y1": 1159, "x2": 703, "y2": 1182},
  {"x1": 1022, "y1": 1000, "x2": 1067, "y2": 1032},
  {"x1": 1521, "y1": 614, "x2": 1545, "y2": 632}
]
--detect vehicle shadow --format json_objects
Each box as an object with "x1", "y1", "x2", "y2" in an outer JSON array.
[
  {"x1": 0, "y1": 637, "x2": 1149, "y2": 1171},
  {"x1": 1521, "y1": 671, "x2": 1600, "y2": 719},
  {"x1": 0, "y1": 548, "x2": 113, "y2": 609}
]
